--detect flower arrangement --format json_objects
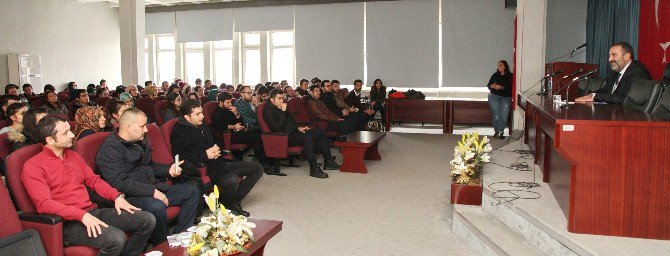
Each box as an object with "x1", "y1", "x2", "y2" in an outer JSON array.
[
  {"x1": 188, "y1": 186, "x2": 256, "y2": 256},
  {"x1": 449, "y1": 132, "x2": 492, "y2": 185}
]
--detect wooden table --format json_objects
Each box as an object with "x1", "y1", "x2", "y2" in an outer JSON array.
[
  {"x1": 334, "y1": 131, "x2": 386, "y2": 173},
  {"x1": 385, "y1": 98, "x2": 511, "y2": 133},
  {"x1": 151, "y1": 218, "x2": 282, "y2": 256},
  {"x1": 519, "y1": 93, "x2": 670, "y2": 240}
]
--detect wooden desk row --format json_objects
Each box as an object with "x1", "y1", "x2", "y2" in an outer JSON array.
[
  {"x1": 385, "y1": 98, "x2": 510, "y2": 133},
  {"x1": 518, "y1": 93, "x2": 670, "y2": 240}
]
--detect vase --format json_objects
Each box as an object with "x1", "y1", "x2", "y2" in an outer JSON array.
[{"x1": 450, "y1": 182, "x2": 482, "y2": 206}]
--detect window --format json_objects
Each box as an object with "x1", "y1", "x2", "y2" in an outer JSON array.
[
  {"x1": 144, "y1": 37, "x2": 150, "y2": 81},
  {"x1": 156, "y1": 35, "x2": 175, "y2": 83},
  {"x1": 243, "y1": 33, "x2": 262, "y2": 85},
  {"x1": 270, "y1": 31, "x2": 295, "y2": 86},
  {"x1": 212, "y1": 40, "x2": 233, "y2": 85},
  {"x1": 184, "y1": 42, "x2": 205, "y2": 85}
]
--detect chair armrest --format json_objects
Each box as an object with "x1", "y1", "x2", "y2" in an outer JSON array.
[
  {"x1": 19, "y1": 212, "x2": 65, "y2": 256},
  {"x1": 18, "y1": 212, "x2": 63, "y2": 225}
]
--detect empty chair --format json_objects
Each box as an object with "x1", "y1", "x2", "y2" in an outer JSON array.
[
  {"x1": 622, "y1": 79, "x2": 663, "y2": 113},
  {"x1": 651, "y1": 84, "x2": 670, "y2": 118}
]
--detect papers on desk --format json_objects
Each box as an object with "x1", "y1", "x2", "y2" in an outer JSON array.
[{"x1": 145, "y1": 251, "x2": 163, "y2": 256}]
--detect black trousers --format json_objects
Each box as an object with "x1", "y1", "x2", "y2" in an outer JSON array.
[
  {"x1": 287, "y1": 128, "x2": 331, "y2": 165},
  {"x1": 210, "y1": 161, "x2": 264, "y2": 207},
  {"x1": 231, "y1": 130, "x2": 268, "y2": 164},
  {"x1": 62, "y1": 208, "x2": 156, "y2": 256}
]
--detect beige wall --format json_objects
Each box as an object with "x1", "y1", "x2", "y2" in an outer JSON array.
[{"x1": 0, "y1": 0, "x2": 121, "y2": 93}]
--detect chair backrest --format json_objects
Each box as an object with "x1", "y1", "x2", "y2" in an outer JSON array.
[
  {"x1": 66, "y1": 101, "x2": 77, "y2": 120},
  {"x1": 651, "y1": 84, "x2": 670, "y2": 118},
  {"x1": 5, "y1": 144, "x2": 43, "y2": 213},
  {"x1": 160, "y1": 118, "x2": 178, "y2": 154},
  {"x1": 154, "y1": 100, "x2": 167, "y2": 126},
  {"x1": 199, "y1": 96, "x2": 209, "y2": 105},
  {"x1": 0, "y1": 180, "x2": 23, "y2": 239},
  {"x1": 0, "y1": 229, "x2": 46, "y2": 256},
  {"x1": 30, "y1": 98, "x2": 47, "y2": 109},
  {"x1": 135, "y1": 98, "x2": 156, "y2": 124},
  {"x1": 0, "y1": 120, "x2": 11, "y2": 130},
  {"x1": 72, "y1": 132, "x2": 111, "y2": 171},
  {"x1": 203, "y1": 101, "x2": 218, "y2": 126},
  {"x1": 585, "y1": 77, "x2": 607, "y2": 94},
  {"x1": 146, "y1": 124, "x2": 173, "y2": 164},
  {"x1": 232, "y1": 92, "x2": 241, "y2": 99},
  {"x1": 286, "y1": 97, "x2": 311, "y2": 125},
  {"x1": 577, "y1": 79, "x2": 591, "y2": 96},
  {"x1": 623, "y1": 79, "x2": 663, "y2": 113},
  {"x1": 0, "y1": 133, "x2": 12, "y2": 160},
  {"x1": 256, "y1": 103, "x2": 271, "y2": 133}
]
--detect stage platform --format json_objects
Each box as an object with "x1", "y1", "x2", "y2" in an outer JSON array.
[{"x1": 452, "y1": 135, "x2": 670, "y2": 256}]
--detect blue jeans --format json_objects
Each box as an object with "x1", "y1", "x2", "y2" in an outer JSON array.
[
  {"x1": 126, "y1": 182, "x2": 201, "y2": 245},
  {"x1": 488, "y1": 93, "x2": 511, "y2": 133}
]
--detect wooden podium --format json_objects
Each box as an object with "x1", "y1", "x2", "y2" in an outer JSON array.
[{"x1": 545, "y1": 62, "x2": 598, "y2": 101}]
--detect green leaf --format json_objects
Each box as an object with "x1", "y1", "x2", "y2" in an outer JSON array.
[{"x1": 235, "y1": 244, "x2": 249, "y2": 253}]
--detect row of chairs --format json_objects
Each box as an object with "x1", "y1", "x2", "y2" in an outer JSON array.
[
  {"x1": 577, "y1": 77, "x2": 670, "y2": 116},
  {"x1": 0, "y1": 120, "x2": 212, "y2": 255}
]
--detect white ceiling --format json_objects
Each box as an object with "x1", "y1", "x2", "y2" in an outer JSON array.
[{"x1": 75, "y1": 0, "x2": 250, "y2": 7}]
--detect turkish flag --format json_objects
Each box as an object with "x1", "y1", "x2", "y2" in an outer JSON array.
[{"x1": 638, "y1": 0, "x2": 670, "y2": 80}]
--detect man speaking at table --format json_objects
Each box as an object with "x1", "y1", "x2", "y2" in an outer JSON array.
[{"x1": 576, "y1": 42, "x2": 651, "y2": 104}]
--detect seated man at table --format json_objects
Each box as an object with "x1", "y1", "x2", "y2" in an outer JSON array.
[
  {"x1": 306, "y1": 84, "x2": 353, "y2": 135},
  {"x1": 264, "y1": 89, "x2": 339, "y2": 178},
  {"x1": 171, "y1": 99, "x2": 264, "y2": 217},
  {"x1": 96, "y1": 108, "x2": 201, "y2": 245},
  {"x1": 576, "y1": 42, "x2": 651, "y2": 104},
  {"x1": 21, "y1": 114, "x2": 155, "y2": 255}
]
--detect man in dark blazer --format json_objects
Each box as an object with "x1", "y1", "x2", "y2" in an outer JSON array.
[{"x1": 576, "y1": 42, "x2": 651, "y2": 104}]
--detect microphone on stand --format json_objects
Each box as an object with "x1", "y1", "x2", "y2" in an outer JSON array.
[
  {"x1": 534, "y1": 69, "x2": 565, "y2": 96},
  {"x1": 561, "y1": 68, "x2": 584, "y2": 79},
  {"x1": 559, "y1": 69, "x2": 598, "y2": 109},
  {"x1": 569, "y1": 43, "x2": 587, "y2": 61}
]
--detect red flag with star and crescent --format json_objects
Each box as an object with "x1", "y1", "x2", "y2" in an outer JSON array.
[{"x1": 638, "y1": 0, "x2": 670, "y2": 80}]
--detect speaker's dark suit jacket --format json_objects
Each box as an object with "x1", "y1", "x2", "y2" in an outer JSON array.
[{"x1": 594, "y1": 60, "x2": 651, "y2": 104}]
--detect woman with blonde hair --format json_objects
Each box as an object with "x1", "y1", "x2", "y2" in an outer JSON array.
[{"x1": 74, "y1": 106, "x2": 107, "y2": 141}]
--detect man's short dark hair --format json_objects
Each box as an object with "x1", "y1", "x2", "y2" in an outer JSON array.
[
  {"x1": 181, "y1": 99, "x2": 201, "y2": 116},
  {"x1": 331, "y1": 80, "x2": 340, "y2": 85},
  {"x1": 240, "y1": 85, "x2": 251, "y2": 92},
  {"x1": 309, "y1": 84, "x2": 321, "y2": 92},
  {"x1": 354, "y1": 79, "x2": 363, "y2": 85},
  {"x1": 44, "y1": 84, "x2": 55, "y2": 92},
  {"x1": 612, "y1": 42, "x2": 635, "y2": 59},
  {"x1": 4, "y1": 84, "x2": 17, "y2": 94},
  {"x1": 144, "y1": 80, "x2": 153, "y2": 87},
  {"x1": 37, "y1": 114, "x2": 68, "y2": 144},
  {"x1": 100, "y1": 79, "x2": 106, "y2": 85},
  {"x1": 269, "y1": 89, "x2": 284, "y2": 99},
  {"x1": 300, "y1": 79, "x2": 309, "y2": 85},
  {"x1": 257, "y1": 86, "x2": 270, "y2": 95},
  {"x1": 5, "y1": 103, "x2": 25, "y2": 120},
  {"x1": 217, "y1": 92, "x2": 233, "y2": 102},
  {"x1": 322, "y1": 80, "x2": 331, "y2": 85},
  {"x1": 77, "y1": 89, "x2": 87, "y2": 98},
  {"x1": 22, "y1": 83, "x2": 32, "y2": 90}
]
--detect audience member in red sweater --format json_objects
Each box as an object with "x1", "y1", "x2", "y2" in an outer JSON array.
[{"x1": 21, "y1": 114, "x2": 156, "y2": 256}]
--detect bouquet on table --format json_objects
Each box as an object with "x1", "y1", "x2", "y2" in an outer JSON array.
[
  {"x1": 187, "y1": 186, "x2": 256, "y2": 256},
  {"x1": 449, "y1": 132, "x2": 492, "y2": 185}
]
